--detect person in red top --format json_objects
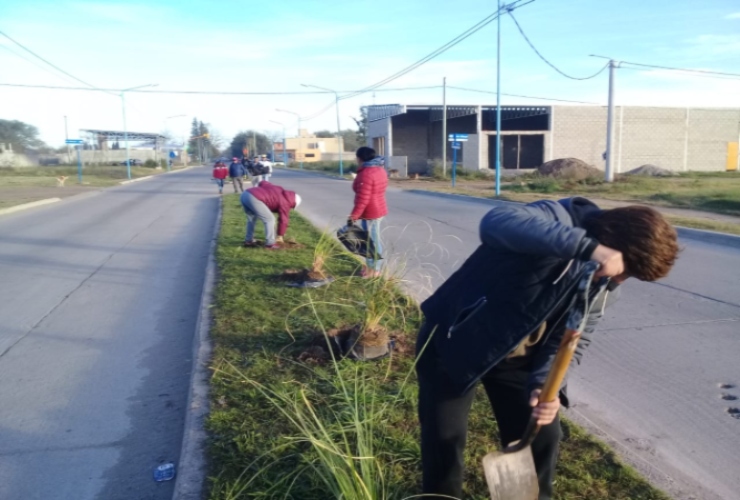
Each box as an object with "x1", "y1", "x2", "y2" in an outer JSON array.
[
  {"x1": 348, "y1": 146, "x2": 388, "y2": 277},
  {"x1": 212, "y1": 161, "x2": 228, "y2": 194},
  {"x1": 241, "y1": 180, "x2": 301, "y2": 249}
]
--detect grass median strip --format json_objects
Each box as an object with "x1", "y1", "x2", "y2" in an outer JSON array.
[{"x1": 206, "y1": 194, "x2": 670, "y2": 499}]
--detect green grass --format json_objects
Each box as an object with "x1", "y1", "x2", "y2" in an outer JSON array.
[
  {"x1": 0, "y1": 165, "x2": 176, "y2": 187},
  {"x1": 502, "y1": 172, "x2": 740, "y2": 216},
  {"x1": 283, "y1": 160, "x2": 358, "y2": 176},
  {"x1": 207, "y1": 195, "x2": 670, "y2": 499}
]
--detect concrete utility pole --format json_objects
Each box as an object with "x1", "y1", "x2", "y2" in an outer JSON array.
[
  {"x1": 605, "y1": 59, "x2": 617, "y2": 182},
  {"x1": 276, "y1": 108, "x2": 302, "y2": 169},
  {"x1": 301, "y1": 83, "x2": 344, "y2": 176},
  {"x1": 442, "y1": 77, "x2": 447, "y2": 177},
  {"x1": 64, "y1": 116, "x2": 71, "y2": 164},
  {"x1": 494, "y1": 0, "x2": 503, "y2": 196},
  {"x1": 120, "y1": 83, "x2": 158, "y2": 179}
]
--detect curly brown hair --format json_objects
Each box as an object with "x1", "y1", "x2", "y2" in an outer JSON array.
[{"x1": 584, "y1": 206, "x2": 679, "y2": 281}]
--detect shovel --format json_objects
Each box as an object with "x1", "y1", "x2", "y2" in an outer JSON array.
[{"x1": 482, "y1": 261, "x2": 602, "y2": 500}]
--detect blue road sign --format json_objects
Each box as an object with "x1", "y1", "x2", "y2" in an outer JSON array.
[
  {"x1": 65, "y1": 139, "x2": 83, "y2": 145},
  {"x1": 448, "y1": 134, "x2": 469, "y2": 142},
  {"x1": 451, "y1": 141, "x2": 461, "y2": 150}
]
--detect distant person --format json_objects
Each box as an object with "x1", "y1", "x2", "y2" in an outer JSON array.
[
  {"x1": 212, "y1": 161, "x2": 228, "y2": 195},
  {"x1": 241, "y1": 180, "x2": 301, "y2": 249},
  {"x1": 348, "y1": 146, "x2": 388, "y2": 278},
  {"x1": 229, "y1": 157, "x2": 246, "y2": 193}
]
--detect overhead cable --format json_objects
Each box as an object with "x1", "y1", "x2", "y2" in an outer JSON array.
[{"x1": 507, "y1": 12, "x2": 608, "y2": 80}]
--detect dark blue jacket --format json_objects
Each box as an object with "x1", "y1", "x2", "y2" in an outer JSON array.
[
  {"x1": 418, "y1": 197, "x2": 619, "y2": 396},
  {"x1": 229, "y1": 162, "x2": 245, "y2": 178}
]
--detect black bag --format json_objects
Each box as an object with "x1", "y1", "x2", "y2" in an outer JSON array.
[
  {"x1": 337, "y1": 224, "x2": 382, "y2": 259},
  {"x1": 255, "y1": 163, "x2": 270, "y2": 176}
]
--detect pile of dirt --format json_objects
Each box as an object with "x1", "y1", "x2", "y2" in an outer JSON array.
[
  {"x1": 625, "y1": 164, "x2": 676, "y2": 177},
  {"x1": 278, "y1": 268, "x2": 333, "y2": 288},
  {"x1": 279, "y1": 268, "x2": 325, "y2": 282},
  {"x1": 538, "y1": 158, "x2": 602, "y2": 181},
  {"x1": 328, "y1": 325, "x2": 390, "y2": 361},
  {"x1": 243, "y1": 239, "x2": 305, "y2": 249}
]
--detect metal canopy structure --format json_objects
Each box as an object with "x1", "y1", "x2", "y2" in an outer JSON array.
[{"x1": 81, "y1": 129, "x2": 167, "y2": 142}]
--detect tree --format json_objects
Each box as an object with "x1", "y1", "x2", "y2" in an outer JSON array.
[
  {"x1": 188, "y1": 118, "x2": 200, "y2": 157},
  {"x1": 0, "y1": 119, "x2": 46, "y2": 152},
  {"x1": 229, "y1": 130, "x2": 272, "y2": 158},
  {"x1": 314, "y1": 128, "x2": 361, "y2": 152},
  {"x1": 352, "y1": 106, "x2": 368, "y2": 148}
]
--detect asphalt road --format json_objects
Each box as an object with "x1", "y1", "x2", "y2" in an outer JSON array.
[
  {"x1": 274, "y1": 168, "x2": 740, "y2": 500},
  {"x1": 0, "y1": 167, "x2": 217, "y2": 500}
]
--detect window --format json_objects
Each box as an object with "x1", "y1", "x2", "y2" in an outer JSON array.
[
  {"x1": 307, "y1": 142, "x2": 319, "y2": 149},
  {"x1": 305, "y1": 153, "x2": 316, "y2": 158}
]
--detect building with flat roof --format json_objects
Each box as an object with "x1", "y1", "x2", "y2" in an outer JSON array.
[
  {"x1": 280, "y1": 129, "x2": 354, "y2": 163},
  {"x1": 367, "y1": 104, "x2": 740, "y2": 175}
]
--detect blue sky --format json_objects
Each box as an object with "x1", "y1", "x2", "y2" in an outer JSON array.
[{"x1": 1, "y1": 0, "x2": 739, "y2": 146}]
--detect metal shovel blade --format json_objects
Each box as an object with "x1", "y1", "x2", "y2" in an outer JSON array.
[{"x1": 482, "y1": 447, "x2": 539, "y2": 500}]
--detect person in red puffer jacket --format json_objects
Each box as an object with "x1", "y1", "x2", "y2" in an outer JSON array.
[
  {"x1": 212, "y1": 161, "x2": 228, "y2": 194},
  {"x1": 348, "y1": 147, "x2": 388, "y2": 277},
  {"x1": 241, "y1": 181, "x2": 301, "y2": 249}
]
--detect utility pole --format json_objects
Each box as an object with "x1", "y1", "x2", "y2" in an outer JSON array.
[
  {"x1": 494, "y1": 0, "x2": 503, "y2": 196},
  {"x1": 252, "y1": 130, "x2": 257, "y2": 157},
  {"x1": 301, "y1": 84, "x2": 344, "y2": 176},
  {"x1": 120, "y1": 83, "x2": 158, "y2": 179},
  {"x1": 442, "y1": 77, "x2": 447, "y2": 177},
  {"x1": 64, "y1": 116, "x2": 71, "y2": 165},
  {"x1": 605, "y1": 59, "x2": 617, "y2": 182}
]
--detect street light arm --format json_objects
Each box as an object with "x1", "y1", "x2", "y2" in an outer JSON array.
[{"x1": 122, "y1": 83, "x2": 159, "y2": 92}]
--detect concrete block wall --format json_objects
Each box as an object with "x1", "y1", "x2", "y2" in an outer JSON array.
[
  {"x1": 686, "y1": 109, "x2": 740, "y2": 172},
  {"x1": 391, "y1": 111, "x2": 430, "y2": 174},
  {"x1": 551, "y1": 106, "x2": 607, "y2": 169}
]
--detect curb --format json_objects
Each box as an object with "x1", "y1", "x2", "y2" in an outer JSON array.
[
  {"x1": 406, "y1": 189, "x2": 740, "y2": 248},
  {"x1": 0, "y1": 197, "x2": 61, "y2": 216},
  {"x1": 675, "y1": 226, "x2": 740, "y2": 249},
  {"x1": 172, "y1": 197, "x2": 220, "y2": 500}
]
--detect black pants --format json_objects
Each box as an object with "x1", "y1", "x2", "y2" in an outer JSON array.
[{"x1": 417, "y1": 338, "x2": 562, "y2": 499}]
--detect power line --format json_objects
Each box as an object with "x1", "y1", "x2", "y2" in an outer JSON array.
[
  {"x1": 619, "y1": 60, "x2": 740, "y2": 80},
  {"x1": 339, "y1": 0, "x2": 535, "y2": 101},
  {"x1": 0, "y1": 29, "x2": 115, "y2": 94},
  {"x1": 0, "y1": 82, "x2": 442, "y2": 95},
  {"x1": 447, "y1": 85, "x2": 599, "y2": 104},
  {"x1": 507, "y1": 12, "x2": 609, "y2": 80}
]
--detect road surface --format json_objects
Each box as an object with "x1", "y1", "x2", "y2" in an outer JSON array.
[
  {"x1": 275, "y1": 168, "x2": 740, "y2": 500},
  {"x1": 0, "y1": 167, "x2": 217, "y2": 499}
]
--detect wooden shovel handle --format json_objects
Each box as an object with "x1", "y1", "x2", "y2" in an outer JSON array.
[{"x1": 505, "y1": 328, "x2": 581, "y2": 453}]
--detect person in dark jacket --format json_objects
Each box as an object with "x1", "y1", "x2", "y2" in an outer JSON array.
[
  {"x1": 229, "y1": 157, "x2": 246, "y2": 193},
  {"x1": 348, "y1": 146, "x2": 388, "y2": 277},
  {"x1": 417, "y1": 198, "x2": 679, "y2": 500},
  {"x1": 241, "y1": 181, "x2": 301, "y2": 249}
]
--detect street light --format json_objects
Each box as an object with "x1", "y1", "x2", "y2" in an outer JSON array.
[
  {"x1": 121, "y1": 83, "x2": 158, "y2": 179},
  {"x1": 269, "y1": 120, "x2": 288, "y2": 169},
  {"x1": 164, "y1": 114, "x2": 187, "y2": 171},
  {"x1": 276, "y1": 108, "x2": 302, "y2": 170},
  {"x1": 301, "y1": 83, "x2": 344, "y2": 176}
]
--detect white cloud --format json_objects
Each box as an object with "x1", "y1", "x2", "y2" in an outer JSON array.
[{"x1": 725, "y1": 12, "x2": 740, "y2": 19}]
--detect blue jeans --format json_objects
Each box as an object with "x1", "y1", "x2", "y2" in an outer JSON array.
[
  {"x1": 241, "y1": 192, "x2": 276, "y2": 245},
  {"x1": 361, "y1": 218, "x2": 383, "y2": 271},
  {"x1": 215, "y1": 178, "x2": 224, "y2": 193}
]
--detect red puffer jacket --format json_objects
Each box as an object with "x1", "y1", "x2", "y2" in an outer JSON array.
[
  {"x1": 350, "y1": 165, "x2": 388, "y2": 220},
  {"x1": 247, "y1": 181, "x2": 297, "y2": 236},
  {"x1": 213, "y1": 166, "x2": 228, "y2": 179}
]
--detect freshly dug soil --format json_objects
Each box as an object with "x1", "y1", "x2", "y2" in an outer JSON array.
[
  {"x1": 243, "y1": 238, "x2": 305, "y2": 249},
  {"x1": 538, "y1": 158, "x2": 602, "y2": 180},
  {"x1": 279, "y1": 268, "x2": 326, "y2": 282},
  {"x1": 300, "y1": 325, "x2": 406, "y2": 363}
]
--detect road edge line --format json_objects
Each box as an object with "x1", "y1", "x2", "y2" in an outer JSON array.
[
  {"x1": 172, "y1": 196, "x2": 220, "y2": 500},
  {"x1": 119, "y1": 165, "x2": 200, "y2": 185},
  {"x1": 405, "y1": 189, "x2": 740, "y2": 247},
  {"x1": 0, "y1": 197, "x2": 61, "y2": 216}
]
